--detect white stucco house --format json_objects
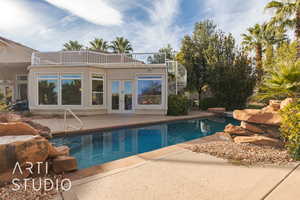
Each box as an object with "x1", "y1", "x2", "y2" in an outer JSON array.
[{"x1": 0, "y1": 37, "x2": 169, "y2": 115}]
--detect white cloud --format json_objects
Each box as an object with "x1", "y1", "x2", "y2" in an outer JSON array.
[
  {"x1": 43, "y1": 0, "x2": 122, "y2": 25},
  {"x1": 204, "y1": 0, "x2": 272, "y2": 44},
  {"x1": 132, "y1": 0, "x2": 182, "y2": 52}
]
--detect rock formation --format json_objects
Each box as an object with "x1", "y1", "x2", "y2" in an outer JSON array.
[{"x1": 223, "y1": 98, "x2": 294, "y2": 147}]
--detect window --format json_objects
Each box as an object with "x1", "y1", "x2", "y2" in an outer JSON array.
[
  {"x1": 38, "y1": 75, "x2": 58, "y2": 105},
  {"x1": 16, "y1": 75, "x2": 28, "y2": 101},
  {"x1": 137, "y1": 76, "x2": 162, "y2": 105},
  {"x1": 61, "y1": 74, "x2": 82, "y2": 105},
  {"x1": 91, "y1": 74, "x2": 104, "y2": 105}
]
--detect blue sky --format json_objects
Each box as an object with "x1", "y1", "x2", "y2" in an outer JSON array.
[{"x1": 0, "y1": 0, "x2": 271, "y2": 52}]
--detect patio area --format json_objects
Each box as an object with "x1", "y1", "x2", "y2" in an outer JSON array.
[
  {"x1": 33, "y1": 111, "x2": 215, "y2": 134},
  {"x1": 63, "y1": 148, "x2": 300, "y2": 200}
]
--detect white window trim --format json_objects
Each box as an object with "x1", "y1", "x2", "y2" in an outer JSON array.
[
  {"x1": 36, "y1": 73, "x2": 84, "y2": 107},
  {"x1": 135, "y1": 74, "x2": 164, "y2": 108},
  {"x1": 90, "y1": 72, "x2": 105, "y2": 107},
  {"x1": 61, "y1": 73, "x2": 83, "y2": 106},
  {"x1": 37, "y1": 73, "x2": 60, "y2": 106}
]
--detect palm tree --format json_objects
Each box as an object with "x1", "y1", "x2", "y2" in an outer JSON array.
[
  {"x1": 89, "y1": 38, "x2": 108, "y2": 52},
  {"x1": 63, "y1": 40, "x2": 83, "y2": 51},
  {"x1": 257, "y1": 60, "x2": 300, "y2": 100},
  {"x1": 242, "y1": 24, "x2": 268, "y2": 79},
  {"x1": 265, "y1": 0, "x2": 300, "y2": 58},
  {"x1": 242, "y1": 23, "x2": 287, "y2": 80},
  {"x1": 110, "y1": 37, "x2": 133, "y2": 53}
]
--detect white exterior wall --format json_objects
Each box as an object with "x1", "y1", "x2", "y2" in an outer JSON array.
[{"x1": 28, "y1": 64, "x2": 168, "y2": 115}]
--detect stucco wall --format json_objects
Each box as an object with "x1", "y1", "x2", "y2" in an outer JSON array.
[{"x1": 28, "y1": 64, "x2": 168, "y2": 115}]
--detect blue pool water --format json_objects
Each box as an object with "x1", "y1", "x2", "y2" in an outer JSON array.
[{"x1": 51, "y1": 117, "x2": 239, "y2": 169}]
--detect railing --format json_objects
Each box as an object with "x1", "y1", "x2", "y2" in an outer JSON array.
[
  {"x1": 64, "y1": 109, "x2": 84, "y2": 132},
  {"x1": 31, "y1": 51, "x2": 166, "y2": 66}
]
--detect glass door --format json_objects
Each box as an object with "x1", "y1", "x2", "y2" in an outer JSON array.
[{"x1": 110, "y1": 80, "x2": 133, "y2": 113}]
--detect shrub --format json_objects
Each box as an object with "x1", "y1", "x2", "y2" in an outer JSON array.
[
  {"x1": 198, "y1": 97, "x2": 220, "y2": 110},
  {"x1": 280, "y1": 99, "x2": 300, "y2": 160},
  {"x1": 168, "y1": 95, "x2": 190, "y2": 116}
]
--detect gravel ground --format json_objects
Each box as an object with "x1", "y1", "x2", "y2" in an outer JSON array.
[
  {"x1": 190, "y1": 141, "x2": 294, "y2": 166},
  {"x1": 0, "y1": 175, "x2": 66, "y2": 200}
]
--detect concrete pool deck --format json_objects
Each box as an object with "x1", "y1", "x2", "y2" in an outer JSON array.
[
  {"x1": 62, "y1": 148, "x2": 300, "y2": 200},
  {"x1": 33, "y1": 111, "x2": 215, "y2": 135}
]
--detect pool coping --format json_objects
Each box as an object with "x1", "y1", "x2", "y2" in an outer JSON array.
[
  {"x1": 63, "y1": 131, "x2": 230, "y2": 182},
  {"x1": 51, "y1": 112, "x2": 216, "y2": 137}
]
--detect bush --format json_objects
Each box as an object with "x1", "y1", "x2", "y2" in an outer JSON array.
[
  {"x1": 280, "y1": 99, "x2": 300, "y2": 160},
  {"x1": 168, "y1": 95, "x2": 190, "y2": 116},
  {"x1": 198, "y1": 97, "x2": 220, "y2": 110}
]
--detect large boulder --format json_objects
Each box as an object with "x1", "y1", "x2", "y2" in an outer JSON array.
[
  {"x1": 0, "y1": 122, "x2": 39, "y2": 136},
  {"x1": 0, "y1": 113, "x2": 22, "y2": 123},
  {"x1": 240, "y1": 121, "x2": 265, "y2": 134},
  {"x1": 52, "y1": 156, "x2": 77, "y2": 173},
  {"x1": 233, "y1": 109, "x2": 281, "y2": 126},
  {"x1": 49, "y1": 145, "x2": 70, "y2": 158},
  {"x1": 224, "y1": 124, "x2": 254, "y2": 136},
  {"x1": 234, "y1": 135, "x2": 282, "y2": 147},
  {"x1": 0, "y1": 135, "x2": 51, "y2": 185}
]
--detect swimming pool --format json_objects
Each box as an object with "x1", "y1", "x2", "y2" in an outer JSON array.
[{"x1": 51, "y1": 117, "x2": 239, "y2": 169}]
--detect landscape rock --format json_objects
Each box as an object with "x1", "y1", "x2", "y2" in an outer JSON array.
[
  {"x1": 233, "y1": 109, "x2": 281, "y2": 126},
  {"x1": 52, "y1": 156, "x2": 77, "y2": 173},
  {"x1": 0, "y1": 122, "x2": 39, "y2": 136},
  {"x1": 234, "y1": 135, "x2": 282, "y2": 147},
  {"x1": 0, "y1": 135, "x2": 50, "y2": 185},
  {"x1": 240, "y1": 121, "x2": 265, "y2": 134},
  {"x1": 280, "y1": 98, "x2": 295, "y2": 110},
  {"x1": 224, "y1": 124, "x2": 253, "y2": 136},
  {"x1": 207, "y1": 107, "x2": 226, "y2": 113},
  {"x1": 0, "y1": 113, "x2": 22, "y2": 123},
  {"x1": 49, "y1": 145, "x2": 70, "y2": 158},
  {"x1": 269, "y1": 100, "x2": 281, "y2": 111}
]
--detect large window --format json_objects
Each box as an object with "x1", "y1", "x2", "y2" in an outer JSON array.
[
  {"x1": 137, "y1": 76, "x2": 162, "y2": 105},
  {"x1": 91, "y1": 74, "x2": 104, "y2": 105},
  {"x1": 38, "y1": 75, "x2": 58, "y2": 105},
  {"x1": 61, "y1": 75, "x2": 82, "y2": 105}
]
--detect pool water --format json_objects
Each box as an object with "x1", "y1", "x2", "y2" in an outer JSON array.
[{"x1": 51, "y1": 117, "x2": 239, "y2": 169}]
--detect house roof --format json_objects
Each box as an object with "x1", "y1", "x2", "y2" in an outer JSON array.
[{"x1": 0, "y1": 36, "x2": 37, "y2": 63}]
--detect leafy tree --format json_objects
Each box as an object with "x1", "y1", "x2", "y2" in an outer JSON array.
[
  {"x1": 205, "y1": 33, "x2": 256, "y2": 110},
  {"x1": 177, "y1": 20, "x2": 217, "y2": 107},
  {"x1": 89, "y1": 38, "x2": 108, "y2": 52},
  {"x1": 110, "y1": 37, "x2": 133, "y2": 53},
  {"x1": 63, "y1": 40, "x2": 83, "y2": 51},
  {"x1": 265, "y1": 0, "x2": 300, "y2": 58}
]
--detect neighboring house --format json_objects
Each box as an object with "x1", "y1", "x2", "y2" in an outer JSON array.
[
  {"x1": 0, "y1": 37, "x2": 36, "y2": 103},
  {"x1": 28, "y1": 51, "x2": 168, "y2": 115}
]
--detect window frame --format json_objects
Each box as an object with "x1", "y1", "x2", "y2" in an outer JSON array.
[
  {"x1": 136, "y1": 75, "x2": 163, "y2": 107},
  {"x1": 36, "y1": 73, "x2": 83, "y2": 107},
  {"x1": 37, "y1": 73, "x2": 60, "y2": 106},
  {"x1": 61, "y1": 74, "x2": 83, "y2": 106},
  {"x1": 90, "y1": 73, "x2": 105, "y2": 107}
]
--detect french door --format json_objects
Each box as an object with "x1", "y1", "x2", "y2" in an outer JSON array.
[{"x1": 111, "y1": 80, "x2": 134, "y2": 113}]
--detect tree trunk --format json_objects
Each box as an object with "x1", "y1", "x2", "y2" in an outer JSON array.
[
  {"x1": 255, "y1": 43, "x2": 263, "y2": 80},
  {"x1": 296, "y1": 7, "x2": 300, "y2": 59},
  {"x1": 198, "y1": 89, "x2": 202, "y2": 110}
]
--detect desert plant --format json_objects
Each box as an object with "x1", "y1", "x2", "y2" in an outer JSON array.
[
  {"x1": 168, "y1": 95, "x2": 190, "y2": 116},
  {"x1": 280, "y1": 99, "x2": 300, "y2": 160}
]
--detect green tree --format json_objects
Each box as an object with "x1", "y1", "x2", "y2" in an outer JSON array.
[
  {"x1": 110, "y1": 37, "x2": 133, "y2": 53},
  {"x1": 205, "y1": 33, "x2": 256, "y2": 110},
  {"x1": 265, "y1": 0, "x2": 300, "y2": 58},
  {"x1": 89, "y1": 38, "x2": 108, "y2": 52},
  {"x1": 177, "y1": 20, "x2": 217, "y2": 107},
  {"x1": 63, "y1": 40, "x2": 83, "y2": 51}
]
